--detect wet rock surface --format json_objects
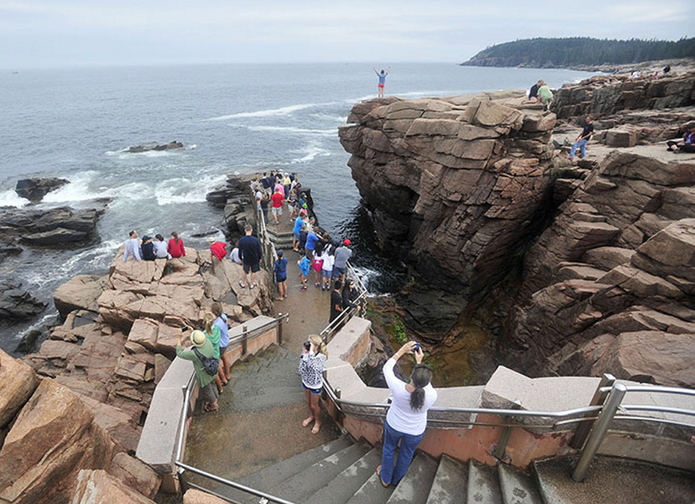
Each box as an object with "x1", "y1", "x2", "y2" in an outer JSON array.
[{"x1": 15, "y1": 177, "x2": 69, "y2": 203}]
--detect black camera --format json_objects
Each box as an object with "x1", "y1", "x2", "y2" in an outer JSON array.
[
  {"x1": 181, "y1": 326, "x2": 190, "y2": 332},
  {"x1": 303, "y1": 341, "x2": 311, "y2": 351},
  {"x1": 412, "y1": 342, "x2": 421, "y2": 353}
]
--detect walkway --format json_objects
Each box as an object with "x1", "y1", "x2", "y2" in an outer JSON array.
[{"x1": 184, "y1": 210, "x2": 344, "y2": 484}]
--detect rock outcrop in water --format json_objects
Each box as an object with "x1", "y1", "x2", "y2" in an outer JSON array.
[
  {"x1": 339, "y1": 93, "x2": 557, "y2": 298},
  {"x1": 340, "y1": 73, "x2": 695, "y2": 388},
  {"x1": 126, "y1": 140, "x2": 184, "y2": 153},
  {"x1": 15, "y1": 177, "x2": 69, "y2": 203}
]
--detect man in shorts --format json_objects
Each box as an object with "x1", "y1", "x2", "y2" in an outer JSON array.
[
  {"x1": 270, "y1": 187, "x2": 285, "y2": 225},
  {"x1": 332, "y1": 239, "x2": 353, "y2": 283},
  {"x1": 238, "y1": 223, "x2": 262, "y2": 288}
]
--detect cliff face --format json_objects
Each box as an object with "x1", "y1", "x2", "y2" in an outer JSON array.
[
  {"x1": 340, "y1": 76, "x2": 695, "y2": 388},
  {"x1": 339, "y1": 94, "x2": 557, "y2": 299}
]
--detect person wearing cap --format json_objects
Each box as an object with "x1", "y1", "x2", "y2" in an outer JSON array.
[
  {"x1": 176, "y1": 328, "x2": 219, "y2": 412},
  {"x1": 141, "y1": 235, "x2": 156, "y2": 261},
  {"x1": 332, "y1": 239, "x2": 353, "y2": 283}
]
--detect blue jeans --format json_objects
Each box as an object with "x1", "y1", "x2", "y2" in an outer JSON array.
[
  {"x1": 380, "y1": 419, "x2": 425, "y2": 485},
  {"x1": 569, "y1": 138, "x2": 588, "y2": 158}
]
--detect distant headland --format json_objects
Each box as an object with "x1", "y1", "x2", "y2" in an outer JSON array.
[{"x1": 461, "y1": 36, "x2": 695, "y2": 72}]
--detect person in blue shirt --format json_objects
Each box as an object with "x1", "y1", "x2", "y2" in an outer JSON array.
[
  {"x1": 373, "y1": 66, "x2": 391, "y2": 98},
  {"x1": 293, "y1": 209, "x2": 308, "y2": 252},
  {"x1": 298, "y1": 252, "x2": 311, "y2": 291},
  {"x1": 274, "y1": 249, "x2": 289, "y2": 300}
]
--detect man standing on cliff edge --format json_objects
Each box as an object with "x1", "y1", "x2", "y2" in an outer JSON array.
[{"x1": 238, "y1": 223, "x2": 262, "y2": 289}]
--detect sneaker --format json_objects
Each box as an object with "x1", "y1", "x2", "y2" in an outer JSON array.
[{"x1": 301, "y1": 286, "x2": 307, "y2": 291}]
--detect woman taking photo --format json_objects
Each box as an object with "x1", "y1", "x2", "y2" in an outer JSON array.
[
  {"x1": 377, "y1": 341, "x2": 437, "y2": 487},
  {"x1": 299, "y1": 334, "x2": 328, "y2": 435}
]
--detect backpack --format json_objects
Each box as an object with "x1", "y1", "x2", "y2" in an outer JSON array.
[{"x1": 192, "y1": 347, "x2": 219, "y2": 376}]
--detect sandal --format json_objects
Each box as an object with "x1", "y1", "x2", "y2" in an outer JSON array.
[
  {"x1": 302, "y1": 417, "x2": 314, "y2": 427},
  {"x1": 376, "y1": 465, "x2": 389, "y2": 487},
  {"x1": 250, "y1": 282, "x2": 258, "y2": 288},
  {"x1": 203, "y1": 403, "x2": 219, "y2": 413},
  {"x1": 238, "y1": 281, "x2": 247, "y2": 288},
  {"x1": 311, "y1": 423, "x2": 320, "y2": 434}
]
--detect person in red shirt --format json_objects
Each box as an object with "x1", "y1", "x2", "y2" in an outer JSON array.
[
  {"x1": 168, "y1": 231, "x2": 186, "y2": 258},
  {"x1": 209, "y1": 239, "x2": 227, "y2": 262},
  {"x1": 270, "y1": 188, "x2": 285, "y2": 225}
]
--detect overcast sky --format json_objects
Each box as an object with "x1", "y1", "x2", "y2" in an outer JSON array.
[{"x1": 1, "y1": 0, "x2": 692, "y2": 69}]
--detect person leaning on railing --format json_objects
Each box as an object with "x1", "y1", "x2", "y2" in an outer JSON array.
[{"x1": 377, "y1": 341, "x2": 437, "y2": 488}]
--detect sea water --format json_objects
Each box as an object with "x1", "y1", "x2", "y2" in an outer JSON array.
[{"x1": 0, "y1": 63, "x2": 596, "y2": 353}]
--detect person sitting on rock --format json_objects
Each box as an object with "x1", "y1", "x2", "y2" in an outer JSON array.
[
  {"x1": 153, "y1": 234, "x2": 170, "y2": 259},
  {"x1": 229, "y1": 240, "x2": 242, "y2": 264},
  {"x1": 567, "y1": 116, "x2": 595, "y2": 160},
  {"x1": 168, "y1": 231, "x2": 186, "y2": 258},
  {"x1": 667, "y1": 125, "x2": 695, "y2": 153},
  {"x1": 141, "y1": 235, "x2": 156, "y2": 261},
  {"x1": 527, "y1": 79, "x2": 542, "y2": 103},
  {"x1": 123, "y1": 230, "x2": 141, "y2": 262},
  {"x1": 537, "y1": 80, "x2": 553, "y2": 111}
]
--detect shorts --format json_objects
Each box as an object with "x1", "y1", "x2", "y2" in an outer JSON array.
[
  {"x1": 311, "y1": 260, "x2": 323, "y2": 273},
  {"x1": 294, "y1": 232, "x2": 300, "y2": 241},
  {"x1": 322, "y1": 270, "x2": 332, "y2": 278},
  {"x1": 302, "y1": 383, "x2": 323, "y2": 395},
  {"x1": 276, "y1": 275, "x2": 287, "y2": 283},
  {"x1": 219, "y1": 345, "x2": 228, "y2": 356},
  {"x1": 243, "y1": 262, "x2": 260, "y2": 273},
  {"x1": 272, "y1": 206, "x2": 282, "y2": 216},
  {"x1": 332, "y1": 266, "x2": 346, "y2": 278},
  {"x1": 378, "y1": 83, "x2": 385, "y2": 88},
  {"x1": 199, "y1": 382, "x2": 219, "y2": 404}
]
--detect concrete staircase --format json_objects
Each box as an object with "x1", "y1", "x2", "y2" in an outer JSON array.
[
  {"x1": 265, "y1": 222, "x2": 294, "y2": 250},
  {"x1": 213, "y1": 436, "x2": 546, "y2": 504}
]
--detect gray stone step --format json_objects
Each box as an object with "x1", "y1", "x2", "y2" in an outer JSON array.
[
  {"x1": 217, "y1": 437, "x2": 353, "y2": 503},
  {"x1": 268, "y1": 441, "x2": 372, "y2": 503},
  {"x1": 305, "y1": 447, "x2": 383, "y2": 504},
  {"x1": 344, "y1": 465, "x2": 396, "y2": 504},
  {"x1": 468, "y1": 460, "x2": 502, "y2": 504},
  {"x1": 385, "y1": 452, "x2": 439, "y2": 504},
  {"x1": 498, "y1": 463, "x2": 543, "y2": 504},
  {"x1": 425, "y1": 454, "x2": 467, "y2": 504}
]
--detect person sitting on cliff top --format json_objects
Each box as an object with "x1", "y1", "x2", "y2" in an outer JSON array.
[
  {"x1": 141, "y1": 235, "x2": 156, "y2": 261},
  {"x1": 567, "y1": 116, "x2": 595, "y2": 161},
  {"x1": 527, "y1": 79, "x2": 542, "y2": 103},
  {"x1": 123, "y1": 230, "x2": 141, "y2": 262},
  {"x1": 666, "y1": 125, "x2": 695, "y2": 153}
]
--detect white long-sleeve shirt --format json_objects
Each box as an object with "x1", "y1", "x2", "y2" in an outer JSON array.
[{"x1": 383, "y1": 358, "x2": 437, "y2": 435}]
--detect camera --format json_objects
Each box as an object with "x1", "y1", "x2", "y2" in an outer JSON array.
[
  {"x1": 181, "y1": 326, "x2": 190, "y2": 332},
  {"x1": 412, "y1": 342, "x2": 421, "y2": 353},
  {"x1": 303, "y1": 341, "x2": 311, "y2": 351}
]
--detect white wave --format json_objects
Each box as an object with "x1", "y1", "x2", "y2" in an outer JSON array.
[
  {"x1": 350, "y1": 266, "x2": 380, "y2": 293},
  {"x1": 247, "y1": 125, "x2": 336, "y2": 136},
  {"x1": 154, "y1": 173, "x2": 227, "y2": 206},
  {"x1": 290, "y1": 143, "x2": 331, "y2": 164},
  {"x1": 0, "y1": 188, "x2": 29, "y2": 208},
  {"x1": 206, "y1": 103, "x2": 317, "y2": 121},
  {"x1": 42, "y1": 171, "x2": 102, "y2": 203},
  {"x1": 310, "y1": 113, "x2": 348, "y2": 123}
]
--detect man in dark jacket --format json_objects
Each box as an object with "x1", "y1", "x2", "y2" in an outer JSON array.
[{"x1": 238, "y1": 223, "x2": 263, "y2": 288}]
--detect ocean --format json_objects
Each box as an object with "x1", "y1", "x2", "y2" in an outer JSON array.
[{"x1": 0, "y1": 63, "x2": 597, "y2": 353}]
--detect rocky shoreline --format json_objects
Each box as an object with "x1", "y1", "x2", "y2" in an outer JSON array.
[{"x1": 338, "y1": 69, "x2": 695, "y2": 388}]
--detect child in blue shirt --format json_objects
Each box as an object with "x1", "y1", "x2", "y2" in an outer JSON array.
[
  {"x1": 297, "y1": 252, "x2": 311, "y2": 291},
  {"x1": 274, "y1": 250, "x2": 288, "y2": 299}
]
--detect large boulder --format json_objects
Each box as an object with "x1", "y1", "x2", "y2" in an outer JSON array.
[
  {"x1": 0, "y1": 350, "x2": 40, "y2": 429},
  {"x1": 53, "y1": 274, "x2": 109, "y2": 317},
  {"x1": 15, "y1": 177, "x2": 69, "y2": 203},
  {"x1": 72, "y1": 469, "x2": 156, "y2": 504},
  {"x1": 0, "y1": 281, "x2": 46, "y2": 320},
  {"x1": 0, "y1": 379, "x2": 115, "y2": 504},
  {"x1": 0, "y1": 206, "x2": 104, "y2": 248}
]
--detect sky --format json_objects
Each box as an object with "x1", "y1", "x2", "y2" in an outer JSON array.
[{"x1": 0, "y1": 0, "x2": 693, "y2": 69}]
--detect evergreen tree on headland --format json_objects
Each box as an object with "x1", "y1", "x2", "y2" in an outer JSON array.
[{"x1": 461, "y1": 37, "x2": 695, "y2": 69}]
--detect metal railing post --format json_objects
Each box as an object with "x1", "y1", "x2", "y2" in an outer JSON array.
[
  {"x1": 241, "y1": 324, "x2": 248, "y2": 356},
  {"x1": 493, "y1": 400, "x2": 521, "y2": 460},
  {"x1": 571, "y1": 382, "x2": 627, "y2": 482},
  {"x1": 570, "y1": 373, "x2": 615, "y2": 449},
  {"x1": 277, "y1": 313, "x2": 283, "y2": 346}
]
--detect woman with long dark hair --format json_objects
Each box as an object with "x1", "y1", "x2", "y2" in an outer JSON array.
[{"x1": 377, "y1": 341, "x2": 437, "y2": 487}]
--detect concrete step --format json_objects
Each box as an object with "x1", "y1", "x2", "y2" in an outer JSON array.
[
  {"x1": 425, "y1": 454, "x2": 467, "y2": 504},
  {"x1": 533, "y1": 455, "x2": 695, "y2": 504},
  {"x1": 344, "y1": 465, "x2": 396, "y2": 504},
  {"x1": 498, "y1": 463, "x2": 543, "y2": 504},
  {"x1": 268, "y1": 441, "x2": 372, "y2": 503},
  {"x1": 468, "y1": 460, "x2": 503, "y2": 504},
  {"x1": 219, "y1": 437, "x2": 353, "y2": 503},
  {"x1": 385, "y1": 452, "x2": 439, "y2": 504},
  {"x1": 305, "y1": 447, "x2": 383, "y2": 504}
]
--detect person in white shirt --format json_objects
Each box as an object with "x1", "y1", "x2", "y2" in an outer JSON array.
[
  {"x1": 377, "y1": 341, "x2": 437, "y2": 487},
  {"x1": 123, "y1": 230, "x2": 141, "y2": 262}
]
